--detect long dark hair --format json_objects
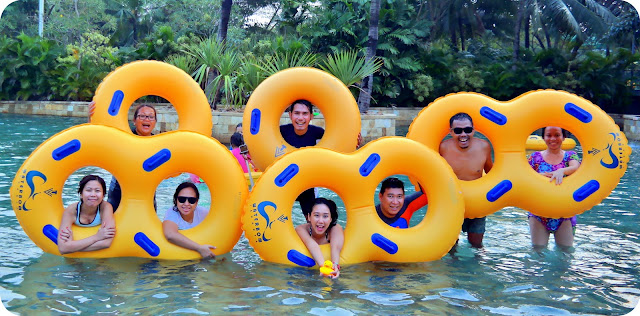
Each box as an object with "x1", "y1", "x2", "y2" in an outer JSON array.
[
  {"x1": 78, "y1": 175, "x2": 106, "y2": 194},
  {"x1": 312, "y1": 197, "x2": 338, "y2": 229}
]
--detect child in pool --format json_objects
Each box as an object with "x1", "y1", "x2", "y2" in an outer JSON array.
[
  {"x1": 57, "y1": 175, "x2": 116, "y2": 254},
  {"x1": 295, "y1": 198, "x2": 344, "y2": 278}
]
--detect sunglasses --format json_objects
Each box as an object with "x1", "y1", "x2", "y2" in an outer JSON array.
[
  {"x1": 136, "y1": 114, "x2": 156, "y2": 121},
  {"x1": 177, "y1": 196, "x2": 198, "y2": 204},
  {"x1": 452, "y1": 127, "x2": 474, "y2": 134}
]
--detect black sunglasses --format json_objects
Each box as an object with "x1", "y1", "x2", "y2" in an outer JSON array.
[
  {"x1": 452, "y1": 127, "x2": 474, "y2": 134},
  {"x1": 177, "y1": 196, "x2": 198, "y2": 204}
]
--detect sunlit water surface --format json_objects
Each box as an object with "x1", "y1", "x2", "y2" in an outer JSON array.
[{"x1": 0, "y1": 113, "x2": 638, "y2": 314}]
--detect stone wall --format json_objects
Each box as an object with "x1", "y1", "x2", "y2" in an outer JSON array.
[
  {"x1": 2, "y1": 101, "x2": 638, "y2": 142},
  {"x1": 0, "y1": 101, "x2": 396, "y2": 143},
  {"x1": 623, "y1": 115, "x2": 640, "y2": 141}
]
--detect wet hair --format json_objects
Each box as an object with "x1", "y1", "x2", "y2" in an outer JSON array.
[
  {"x1": 379, "y1": 177, "x2": 405, "y2": 195},
  {"x1": 449, "y1": 112, "x2": 473, "y2": 127},
  {"x1": 311, "y1": 197, "x2": 338, "y2": 229},
  {"x1": 230, "y1": 132, "x2": 244, "y2": 148},
  {"x1": 78, "y1": 175, "x2": 106, "y2": 194},
  {"x1": 172, "y1": 182, "x2": 200, "y2": 208},
  {"x1": 287, "y1": 99, "x2": 313, "y2": 114},
  {"x1": 133, "y1": 104, "x2": 157, "y2": 120},
  {"x1": 542, "y1": 126, "x2": 569, "y2": 138}
]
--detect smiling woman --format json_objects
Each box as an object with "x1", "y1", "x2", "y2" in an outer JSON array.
[{"x1": 162, "y1": 182, "x2": 215, "y2": 259}]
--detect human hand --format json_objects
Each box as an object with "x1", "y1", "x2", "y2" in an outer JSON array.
[
  {"x1": 356, "y1": 132, "x2": 364, "y2": 149},
  {"x1": 330, "y1": 262, "x2": 340, "y2": 278},
  {"x1": 59, "y1": 227, "x2": 72, "y2": 242},
  {"x1": 198, "y1": 244, "x2": 216, "y2": 258},
  {"x1": 96, "y1": 223, "x2": 116, "y2": 240},
  {"x1": 545, "y1": 169, "x2": 565, "y2": 185},
  {"x1": 88, "y1": 100, "x2": 96, "y2": 123}
]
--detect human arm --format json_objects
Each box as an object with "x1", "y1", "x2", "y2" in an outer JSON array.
[
  {"x1": 57, "y1": 204, "x2": 115, "y2": 254},
  {"x1": 328, "y1": 224, "x2": 344, "y2": 278},
  {"x1": 545, "y1": 159, "x2": 580, "y2": 185},
  {"x1": 483, "y1": 141, "x2": 494, "y2": 173},
  {"x1": 356, "y1": 132, "x2": 364, "y2": 149},
  {"x1": 162, "y1": 220, "x2": 215, "y2": 258},
  {"x1": 88, "y1": 100, "x2": 95, "y2": 123},
  {"x1": 295, "y1": 224, "x2": 325, "y2": 268}
]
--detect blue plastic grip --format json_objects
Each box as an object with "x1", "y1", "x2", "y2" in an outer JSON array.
[
  {"x1": 486, "y1": 180, "x2": 513, "y2": 202},
  {"x1": 480, "y1": 106, "x2": 507, "y2": 125},
  {"x1": 143, "y1": 149, "x2": 171, "y2": 172},
  {"x1": 565, "y1": 103, "x2": 592, "y2": 123},
  {"x1": 250, "y1": 109, "x2": 261, "y2": 135},
  {"x1": 573, "y1": 180, "x2": 600, "y2": 202},
  {"x1": 360, "y1": 153, "x2": 381, "y2": 177},
  {"x1": 134, "y1": 232, "x2": 160, "y2": 257},
  {"x1": 371, "y1": 233, "x2": 398, "y2": 254},
  {"x1": 52, "y1": 139, "x2": 81, "y2": 161},
  {"x1": 287, "y1": 249, "x2": 316, "y2": 267},
  {"x1": 108, "y1": 90, "x2": 124, "y2": 116},
  {"x1": 43, "y1": 224, "x2": 58, "y2": 245},
  {"x1": 275, "y1": 164, "x2": 299, "y2": 187}
]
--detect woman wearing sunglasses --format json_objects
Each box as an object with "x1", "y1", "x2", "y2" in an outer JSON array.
[{"x1": 162, "y1": 182, "x2": 215, "y2": 258}]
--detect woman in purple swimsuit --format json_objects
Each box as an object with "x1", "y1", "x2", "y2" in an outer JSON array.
[{"x1": 528, "y1": 126, "x2": 581, "y2": 248}]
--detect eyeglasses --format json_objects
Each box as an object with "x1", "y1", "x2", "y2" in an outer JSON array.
[
  {"x1": 177, "y1": 196, "x2": 198, "y2": 204},
  {"x1": 452, "y1": 127, "x2": 473, "y2": 134},
  {"x1": 136, "y1": 114, "x2": 156, "y2": 121}
]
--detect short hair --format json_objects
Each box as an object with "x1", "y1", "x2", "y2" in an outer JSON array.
[
  {"x1": 287, "y1": 99, "x2": 313, "y2": 113},
  {"x1": 236, "y1": 122, "x2": 242, "y2": 129},
  {"x1": 379, "y1": 177, "x2": 404, "y2": 195},
  {"x1": 449, "y1": 112, "x2": 473, "y2": 127},
  {"x1": 172, "y1": 182, "x2": 200, "y2": 208},
  {"x1": 133, "y1": 104, "x2": 157, "y2": 119},
  {"x1": 542, "y1": 126, "x2": 569, "y2": 138},
  {"x1": 312, "y1": 197, "x2": 338, "y2": 229},
  {"x1": 78, "y1": 175, "x2": 106, "y2": 194},
  {"x1": 230, "y1": 132, "x2": 244, "y2": 148}
]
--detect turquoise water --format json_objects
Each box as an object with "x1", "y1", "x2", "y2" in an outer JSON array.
[{"x1": 1, "y1": 113, "x2": 639, "y2": 314}]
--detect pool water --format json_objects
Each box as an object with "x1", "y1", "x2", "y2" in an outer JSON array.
[{"x1": 1, "y1": 113, "x2": 639, "y2": 314}]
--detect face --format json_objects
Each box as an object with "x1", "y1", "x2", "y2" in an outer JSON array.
[
  {"x1": 379, "y1": 188, "x2": 404, "y2": 218},
  {"x1": 450, "y1": 119, "x2": 474, "y2": 149},
  {"x1": 81, "y1": 180, "x2": 104, "y2": 207},
  {"x1": 176, "y1": 187, "x2": 198, "y2": 218},
  {"x1": 236, "y1": 126, "x2": 243, "y2": 134},
  {"x1": 307, "y1": 203, "x2": 332, "y2": 236},
  {"x1": 543, "y1": 126, "x2": 564, "y2": 150},
  {"x1": 134, "y1": 106, "x2": 156, "y2": 136},
  {"x1": 289, "y1": 103, "x2": 311, "y2": 135}
]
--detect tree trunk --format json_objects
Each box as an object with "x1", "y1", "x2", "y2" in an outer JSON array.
[
  {"x1": 217, "y1": 0, "x2": 233, "y2": 43},
  {"x1": 458, "y1": 16, "x2": 465, "y2": 51},
  {"x1": 513, "y1": 1, "x2": 525, "y2": 66},
  {"x1": 357, "y1": 0, "x2": 381, "y2": 114},
  {"x1": 524, "y1": 15, "x2": 530, "y2": 49}
]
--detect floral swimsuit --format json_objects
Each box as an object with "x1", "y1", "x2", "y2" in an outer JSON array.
[{"x1": 528, "y1": 150, "x2": 580, "y2": 232}]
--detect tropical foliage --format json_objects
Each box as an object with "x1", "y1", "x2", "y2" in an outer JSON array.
[{"x1": 0, "y1": 0, "x2": 638, "y2": 114}]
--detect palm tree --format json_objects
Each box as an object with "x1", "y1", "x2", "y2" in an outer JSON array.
[
  {"x1": 357, "y1": 0, "x2": 381, "y2": 114},
  {"x1": 218, "y1": 0, "x2": 233, "y2": 43}
]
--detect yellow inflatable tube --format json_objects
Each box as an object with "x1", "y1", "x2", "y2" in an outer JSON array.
[
  {"x1": 243, "y1": 67, "x2": 361, "y2": 171},
  {"x1": 10, "y1": 124, "x2": 248, "y2": 259},
  {"x1": 525, "y1": 135, "x2": 576, "y2": 151},
  {"x1": 242, "y1": 137, "x2": 464, "y2": 265},
  {"x1": 407, "y1": 90, "x2": 631, "y2": 219},
  {"x1": 91, "y1": 60, "x2": 213, "y2": 136}
]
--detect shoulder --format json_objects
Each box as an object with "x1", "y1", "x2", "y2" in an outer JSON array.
[
  {"x1": 474, "y1": 138, "x2": 491, "y2": 150},
  {"x1": 439, "y1": 138, "x2": 454, "y2": 151},
  {"x1": 196, "y1": 206, "x2": 209, "y2": 215},
  {"x1": 280, "y1": 124, "x2": 293, "y2": 132},
  {"x1": 64, "y1": 202, "x2": 79, "y2": 213},
  {"x1": 308, "y1": 125, "x2": 324, "y2": 136},
  {"x1": 163, "y1": 208, "x2": 180, "y2": 221},
  {"x1": 295, "y1": 223, "x2": 310, "y2": 235}
]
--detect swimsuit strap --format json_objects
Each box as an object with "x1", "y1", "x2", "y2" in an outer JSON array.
[{"x1": 76, "y1": 200, "x2": 100, "y2": 226}]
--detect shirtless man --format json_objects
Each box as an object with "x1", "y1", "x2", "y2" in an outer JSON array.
[{"x1": 439, "y1": 112, "x2": 493, "y2": 248}]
